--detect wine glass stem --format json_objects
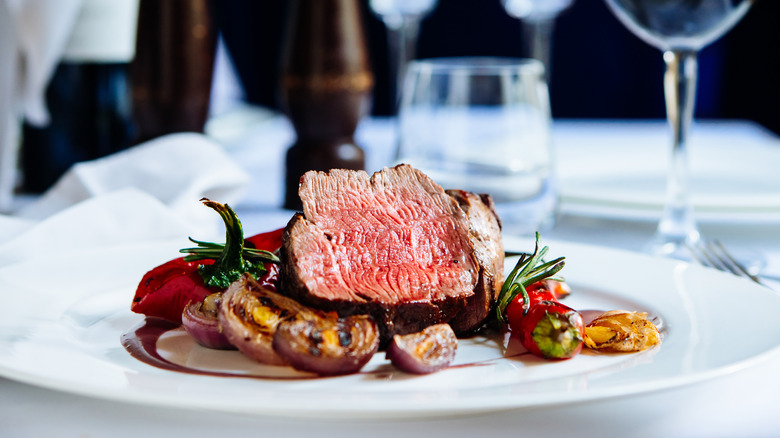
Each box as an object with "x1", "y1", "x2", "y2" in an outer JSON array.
[
  {"x1": 523, "y1": 19, "x2": 555, "y2": 84},
  {"x1": 653, "y1": 49, "x2": 700, "y2": 256},
  {"x1": 387, "y1": 18, "x2": 422, "y2": 113}
]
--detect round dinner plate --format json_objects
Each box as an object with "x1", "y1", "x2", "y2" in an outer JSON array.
[{"x1": 1, "y1": 236, "x2": 779, "y2": 418}]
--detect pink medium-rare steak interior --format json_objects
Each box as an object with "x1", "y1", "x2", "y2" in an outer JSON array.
[{"x1": 290, "y1": 165, "x2": 478, "y2": 304}]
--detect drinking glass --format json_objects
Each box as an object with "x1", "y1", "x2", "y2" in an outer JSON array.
[
  {"x1": 369, "y1": 0, "x2": 438, "y2": 112},
  {"x1": 603, "y1": 0, "x2": 753, "y2": 258},
  {"x1": 396, "y1": 57, "x2": 556, "y2": 235},
  {"x1": 501, "y1": 0, "x2": 575, "y2": 83}
]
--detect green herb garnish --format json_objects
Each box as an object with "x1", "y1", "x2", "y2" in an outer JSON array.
[
  {"x1": 495, "y1": 232, "x2": 565, "y2": 324},
  {"x1": 180, "y1": 199, "x2": 280, "y2": 288}
]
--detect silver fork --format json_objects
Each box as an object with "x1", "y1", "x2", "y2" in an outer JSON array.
[{"x1": 686, "y1": 239, "x2": 765, "y2": 286}]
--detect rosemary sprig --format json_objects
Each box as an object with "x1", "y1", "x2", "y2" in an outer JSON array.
[
  {"x1": 181, "y1": 199, "x2": 279, "y2": 289},
  {"x1": 495, "y1": 232, "x2": 565, "y2": 324},
  {"x1": 181, "y1": 238, "x2": 280, "y2": 264}
]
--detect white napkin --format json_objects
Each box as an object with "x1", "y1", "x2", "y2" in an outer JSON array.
[{"x1": 0, "y1": 133, "x2": 251, "y2": 267}]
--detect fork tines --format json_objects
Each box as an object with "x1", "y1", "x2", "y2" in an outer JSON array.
[{"x1": 686, "y1": 239, "x2": 764, "y2": 285}]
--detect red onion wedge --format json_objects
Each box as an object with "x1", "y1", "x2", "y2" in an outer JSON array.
[
  {"x1": 218, "y1": 273, "x2": 380, "y2": 374},
  {"x1": 218, "y1": 274, "x2": 313, "y2": 366},
  {"x1": 273, "y1": 314, "x2": 380, "y2": 376},
  {"x1": 181, "y1": 293, "x2": 235, "y2": 350},
  {"x1": 386, "y1": 323, "x2": 458, "y2": 374}
]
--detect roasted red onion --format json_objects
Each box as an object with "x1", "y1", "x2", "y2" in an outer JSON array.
[
  {"x1": 273, "y1": 314, "x2": 379, "y2": 376},
  {"x1": 218, "y1": 273, "x2": 381, "y2": 374},
  {"x1": 181, "y1": 293, "x2": 235, "y2": 350},
  {"x1": 386, "y1": 323, "x2": 458, "y2": 374},
  {"x1": 218, "y1": 273, "x2": 314, "y2": 366}
]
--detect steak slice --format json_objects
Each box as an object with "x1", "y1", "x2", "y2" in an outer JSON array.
[
  {"x1": 445, "y1": 190, "x2": 504, "y2": 335},
  {"x1": 280, "y1": 165, "x2": 480, "y2": 341}
]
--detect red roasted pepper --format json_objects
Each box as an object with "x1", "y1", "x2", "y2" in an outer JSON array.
[
  {"x1": 130, "y1": 201, "x2": 284, "y2": 323},
  {"x1": 505, "y1": 281, "x2": 555, "y2": 328},
  {"x1": 507, "y1": 292, "x2": 584, "y2": 360},
  {"x1": 497, "y1": 234, "x2": 583, "y2": 360},
  {"x1": 505, "y1": 279, "x2": 570, "y2": 327},
  {"x1": 131, "y1": 258, "x2": 219, "y2": 323},
  {"x1": 245, "y1": 227, "x2": 285, "y2": 253}
]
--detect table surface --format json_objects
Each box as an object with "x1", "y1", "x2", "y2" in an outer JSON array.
[{"x1": 3, "y1": 112, "x2": 780, "y2": 438}]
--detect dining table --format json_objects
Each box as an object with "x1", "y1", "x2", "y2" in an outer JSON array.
[{"x1": 2, "y1": 107, "x2": 779, "y2": 438}]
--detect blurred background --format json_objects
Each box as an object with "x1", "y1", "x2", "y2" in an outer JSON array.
[
  {"x1": 215, "y1": 0, "x2": 779, "y2": 135},
  {"x1": 10, "y1": 0, "x2": 778, "y2": 198}
]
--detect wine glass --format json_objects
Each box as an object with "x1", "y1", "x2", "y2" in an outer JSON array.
[
  {"x1": 501, "y1": 0, "x2": 575, "y2": 83},
  {"x1": 396, "y1": 57, "x2": 556, "y2": 235},
  {"x1": 602, "y1": 0, "x2": 753, "y2": 258},
  {"x1": 369, "y1": 0, "x2": 438, "y2": 112}
]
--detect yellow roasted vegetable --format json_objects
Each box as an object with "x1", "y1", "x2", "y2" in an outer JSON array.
[{"x1": 583, "y1": 310, "x2": 661, "y2": 352}]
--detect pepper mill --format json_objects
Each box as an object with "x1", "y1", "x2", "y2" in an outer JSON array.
[
  {"x1": 281, "y1": 0, "x2": 374, "y2": 210},
  {"x1": 131, "y1": 0, "x2": 217, "y2": 144}
]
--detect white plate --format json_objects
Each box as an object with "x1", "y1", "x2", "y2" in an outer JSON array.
[
  {"x1": 1, "y1": 236, "x2": 780, "y2": 419},
  {"x1": 555, "y1": 120, "x2": 780, "y2": 221}
]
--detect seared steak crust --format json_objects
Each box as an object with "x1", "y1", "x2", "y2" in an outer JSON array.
[
  {"x1": 280, "y1": 165, "x2": 480, "y2": 341},
  {"x1": 445, "y1": 190, "x2": 504, "y2": 334}
]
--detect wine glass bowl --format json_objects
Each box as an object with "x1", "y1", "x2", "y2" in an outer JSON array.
[
  {"x1": 602, "y1": 0, "x2": 753, "y2": 258},
  {"x1": 604, "y1": 0, "x2": 753, "y2": 51},
  {"x1": 369, "y1": 0, "x2": 438, "y2": 29},
  {"x1": 502, "y1": 0, "x2": 575, "y2": 22}
]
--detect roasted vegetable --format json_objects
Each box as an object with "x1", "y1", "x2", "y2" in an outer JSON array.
[
  {"x1": 496, "y1": 233, "x2": 583, "y2": 360},
  {"x1": 220, "y1": 273, "x2": 380, "y2": 374},
  {"x1": 583, "y1": 310, "x2": 661, "y2": 352},
  {"x1": 181, "y1": 293, "x2": 235, "y2": 350},
  {"x1": 517, "y1": 300, "x2": 583, "y2": 359},
  {"x1": 386, "y1": 324, "x2": 458, "y2": 374},
  {"x1": 132, "y1": 257, "x2": 218, "y2": 323},
  {"x1": 131, "y1": 199, "x2": 281, "y2": 323},
  {"x1": 274, "y1": 314, "x2": 379, "y2": 376},
  {"x1": 218, "y1": 274, "x2": 307, "y2": 365},
  {"x1": 505, "y1": 280, "x2": 556, "y2": 328}
]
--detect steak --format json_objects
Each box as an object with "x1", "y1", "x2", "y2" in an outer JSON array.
[
  {"x1": 445, "y1": 190, "x2": 504, "y2": 334},
  {"x1": 279, "y1": 164, "x2": 503, "y2": 342}
]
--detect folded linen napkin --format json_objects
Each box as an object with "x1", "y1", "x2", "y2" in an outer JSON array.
[{"x1": 0, "y1": 132, "x2": 251, "y2": 266}]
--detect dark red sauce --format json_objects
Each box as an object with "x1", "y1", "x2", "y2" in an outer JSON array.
[
  {"x1": 121, "y1": 318, "x2": 319, "y2": 380},
  {"x1": 121, "y1": 318, "x2": 511, "y2": 380}
]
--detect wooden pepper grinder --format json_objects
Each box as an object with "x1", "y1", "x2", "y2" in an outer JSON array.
[
  {"x1": 131, "y1": 0, "x2": 217, "y2": 144},
  {"x1": 281, "y1": 0, "x2": 374, "y2": 210}
]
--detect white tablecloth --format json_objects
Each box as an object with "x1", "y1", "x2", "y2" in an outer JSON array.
[{"x1": 3, "y1": 111, "x2": 780, "y2": 437}]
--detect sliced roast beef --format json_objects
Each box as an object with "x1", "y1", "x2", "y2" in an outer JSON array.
[
  {"x1": 280, "y1": 165, "x2": 482, "y2": 341},
  {"x1": 445, "y1": 190, "x2": 504, "y2": 334}
]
